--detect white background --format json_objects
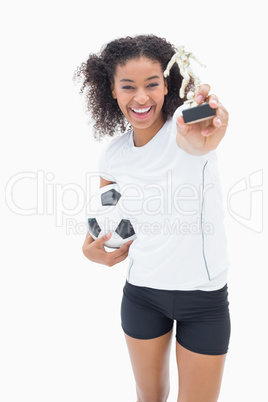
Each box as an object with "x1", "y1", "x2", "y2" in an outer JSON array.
[{"x1": 1, "y1": 0, "x2": 267, "y2": 401}]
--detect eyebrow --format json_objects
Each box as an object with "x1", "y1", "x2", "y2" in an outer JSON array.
[{"x1": 120, "y1": 75, "x2": 161, "y2": 83}]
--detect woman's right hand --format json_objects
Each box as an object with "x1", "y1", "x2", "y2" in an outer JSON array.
[{"x1": 82, "y1": 232, "x2": 134, "y2": 267}]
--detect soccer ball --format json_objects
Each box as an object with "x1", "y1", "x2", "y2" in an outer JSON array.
[{"x1": 86, "y1": 183, "x2": 136, "y2": 248}]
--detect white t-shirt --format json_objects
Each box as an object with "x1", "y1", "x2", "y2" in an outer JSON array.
[{"x1": 98, "y1": 108, "x2": 229, "y2": 291}]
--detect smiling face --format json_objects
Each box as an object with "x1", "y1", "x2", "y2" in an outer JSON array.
[{"x1": 111, "y1": 57, "x2": 168, "y2": 139}]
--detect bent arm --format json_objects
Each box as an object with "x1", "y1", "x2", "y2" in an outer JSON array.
[
  {"x1": 82, "y1": 176, "x2": 132, "y2": 266},
  {"x1": 100, "y1": 176, "x2": 116, "y2": 188}
]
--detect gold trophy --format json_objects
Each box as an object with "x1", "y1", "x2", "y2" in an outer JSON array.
[{"x1": 164, "y1": 46, "x2": 215, "y2": 124}]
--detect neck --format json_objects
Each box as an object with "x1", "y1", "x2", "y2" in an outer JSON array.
[{"x1": 132, "y1": 115, "x2": 166, "y2": 147}]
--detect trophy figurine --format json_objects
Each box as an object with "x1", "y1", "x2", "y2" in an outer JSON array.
[{"x1": 163, "y1": 46, "x2": 216, "y2": 124}]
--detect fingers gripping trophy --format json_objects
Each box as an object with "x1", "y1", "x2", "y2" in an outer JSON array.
[{"x1": 164, "y1": 46, "x2": 216, "y2": 124}]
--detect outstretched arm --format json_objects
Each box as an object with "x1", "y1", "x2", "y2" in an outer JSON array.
[{"x1": 176, "y1": 84, "x2": 229, "y2": 156}]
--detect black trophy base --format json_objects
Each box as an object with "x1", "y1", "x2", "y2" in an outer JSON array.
[{"x1": 182, "y1": 102, "x2": 216, "y2": 124}]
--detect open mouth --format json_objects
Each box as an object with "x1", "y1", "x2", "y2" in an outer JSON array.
[{"x1": 130, "y1": 106, "x2": 153, "y2": 119}]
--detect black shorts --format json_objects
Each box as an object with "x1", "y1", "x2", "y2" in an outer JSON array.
[{"x1": 121, "y1": 281, "x2": 231, "y2": 355}]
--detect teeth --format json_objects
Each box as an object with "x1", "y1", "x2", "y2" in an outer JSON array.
[{"x1": 131, "y1": 107, "x2": 151, "y2": 114}]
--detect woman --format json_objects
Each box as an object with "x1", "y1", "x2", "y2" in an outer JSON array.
[{"x1": 75, "y1": 34, "x2": 230, "y2": 402}]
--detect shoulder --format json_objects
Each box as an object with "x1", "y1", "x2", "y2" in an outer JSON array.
[
  {"x1": 107, "y1": 129, "x2": 131, "y2": 150},
  {"x1": 98, "y1": 130, "x2": 132, "y2": 167},
  {"x1": 100, "y1": 130, "x2": 131, "y2": 152}
]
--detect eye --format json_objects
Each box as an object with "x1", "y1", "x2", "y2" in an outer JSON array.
[
  {"x1": 122, "y1": 85, "x2": 135, "y2": 90},
  {"x1": 147, "y1": 83, "x2": 159, "y2": 88}
]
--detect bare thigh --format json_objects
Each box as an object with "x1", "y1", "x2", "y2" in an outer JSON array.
[
  {"x1": 124, "y1": 330, "x2": 173, "y2": 402},
  {"x1": 176, "y1": 342, "x2": 227, "y2": 402}
]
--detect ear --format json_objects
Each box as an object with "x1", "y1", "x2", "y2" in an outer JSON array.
[
  {"x1": 111, "y1": 84, "x2": 117, "y2": 99},
  {"x1": 164, "y1": 80, "x2": 168, "y2": 96}
]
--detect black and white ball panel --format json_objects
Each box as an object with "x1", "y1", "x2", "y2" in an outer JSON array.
[
  {"x1": 86, "y1": 183, "x2": 137, "y2": 248},
  {"x1": 101, "y1": 188, "x2": 121, "y2": 206},
  {"x1": 115, "y1": 219, "x2": 135, "y2": 239},
  {"x1": 87, "y1": 218, "x2": 101, "y2": 238}
]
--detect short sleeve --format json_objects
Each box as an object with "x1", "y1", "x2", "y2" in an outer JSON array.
[{"x1": 98, "y1": 145, "x2": 116, "y2": 182}]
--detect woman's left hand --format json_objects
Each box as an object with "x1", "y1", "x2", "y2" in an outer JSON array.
[{"x1": 176, "y1": 84, "x2": 229, "y2": 156}]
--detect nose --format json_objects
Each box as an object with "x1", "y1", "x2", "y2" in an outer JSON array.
[{"x1": 134, "y1": 88, "x2": 149, "y2": 104}]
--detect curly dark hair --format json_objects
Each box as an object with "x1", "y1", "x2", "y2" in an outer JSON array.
[{"x1": 74, "y1": 35, "x2": 184, "y2": 140}]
